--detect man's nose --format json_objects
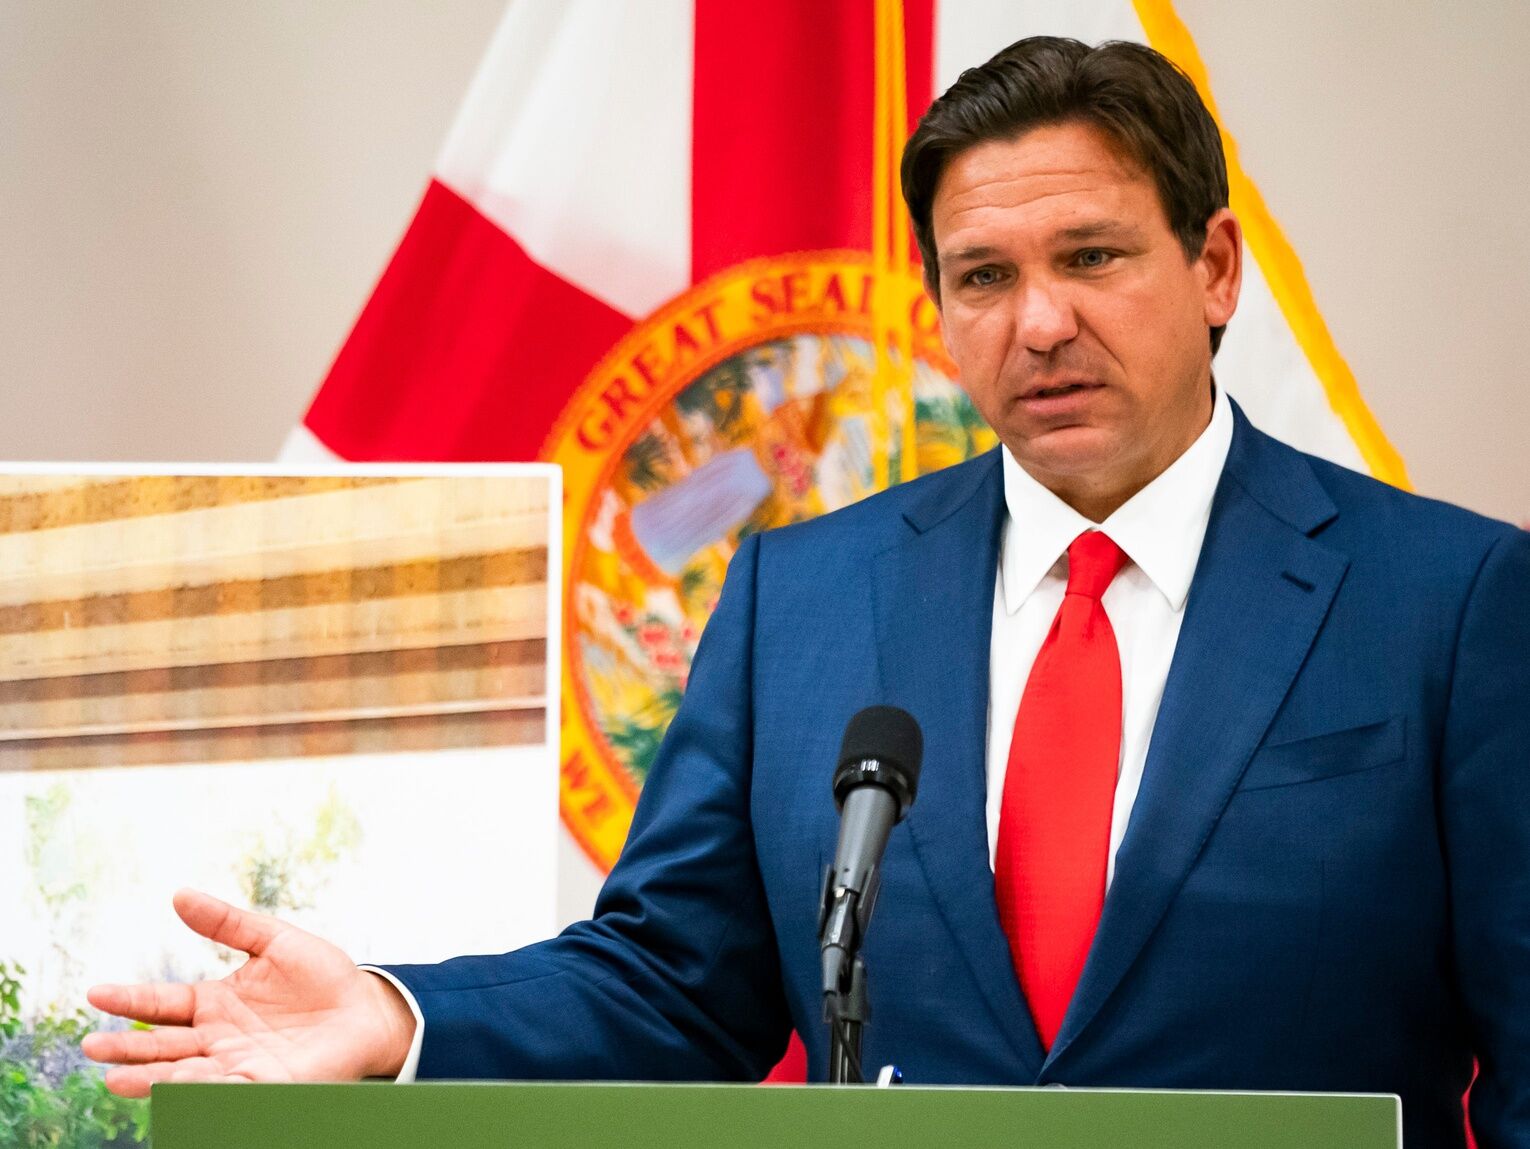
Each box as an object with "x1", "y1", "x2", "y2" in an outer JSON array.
[{"x1": 1012, "y1": 278, "x2": 1079, "y2": 354}]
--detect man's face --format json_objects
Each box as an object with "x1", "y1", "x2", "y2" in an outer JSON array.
[{"x1": 931, "y1": 119, "x2": 1240, "y2": 515}]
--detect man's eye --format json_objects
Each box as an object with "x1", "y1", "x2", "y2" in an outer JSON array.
[
  {"x1": 964, "y1": 267, "x2": 1003, "y2": 287},
  {"x1": 1074, "y1": 248, "x2": 1114, "y2": 269}
]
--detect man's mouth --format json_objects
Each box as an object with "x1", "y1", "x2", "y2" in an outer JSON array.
[{"x1": 1022, "y1": 381, "x2": 1100, "y2": 400}]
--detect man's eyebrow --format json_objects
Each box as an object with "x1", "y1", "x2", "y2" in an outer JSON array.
[
  {"x1": 939, "y1": 245, "x2": 1003, "y2": 269},
  {"x1": 1056, "y1": 221, "x2": 1142, "y2": 242}
]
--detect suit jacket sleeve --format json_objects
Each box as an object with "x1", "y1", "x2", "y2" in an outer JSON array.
[
  {"x1": 380, "y1": 533, "x2": 793, "y2": 1080},
  {"x1": 1443, "y1": 527, "x2": 1530, "y2": 1147}
]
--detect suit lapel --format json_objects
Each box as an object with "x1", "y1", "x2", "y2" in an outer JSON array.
[
  {"x1": 872, "y1": 451, "x2": 1047, "y2": 1075},
  {"x1": 1045, "y1": 409, "x2": 1350, "y2": 1068}
]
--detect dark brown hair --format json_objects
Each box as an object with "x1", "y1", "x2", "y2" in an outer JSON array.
[{"x1": 901, "y1": 37, "x2": 1230, "y2": 352}]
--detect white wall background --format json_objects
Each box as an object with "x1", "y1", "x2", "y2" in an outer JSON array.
[
  {"x1": 2, "y1": 2, "x2": 1528, "y2": 923},
  {"x1": 0, "y1": 0, "x2": 505, "y2": 470},
  {"x1": 1, "y1": 746, "x2": 558, "y2": 1009}
]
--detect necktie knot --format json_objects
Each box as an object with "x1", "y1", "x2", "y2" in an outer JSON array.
[{"x1": 1065, "y1": 531, "x2": 1128, "y2": 601}]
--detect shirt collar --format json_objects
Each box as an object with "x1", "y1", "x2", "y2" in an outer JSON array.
[{"x1": 999, "y1": 384, "x2": 1234, "y2": 613}]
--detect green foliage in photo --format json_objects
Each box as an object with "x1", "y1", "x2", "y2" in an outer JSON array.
[
  {"x1": 237, "y1": 787, "x2": 363, "y2": 914},
  {"x1": 0, "y1": 960, "x2": 148, "y2": 1149}
]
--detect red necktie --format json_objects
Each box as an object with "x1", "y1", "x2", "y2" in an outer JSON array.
[{"x1": 995, "y1": 530, "x2": 1129, "y2": 1050}]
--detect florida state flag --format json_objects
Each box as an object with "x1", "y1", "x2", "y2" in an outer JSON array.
[{"x1": 287, "y1": 0, "x2": 1407, "y2": 877}]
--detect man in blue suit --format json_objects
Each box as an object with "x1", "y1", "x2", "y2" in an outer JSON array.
[{"x1": 86, "y1": 37, "x2": 1528, "y2": 1149}]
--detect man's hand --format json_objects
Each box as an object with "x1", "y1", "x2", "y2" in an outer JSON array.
[{"x1": 82, "y1": 889, "x2": 417, "y2": 1097}]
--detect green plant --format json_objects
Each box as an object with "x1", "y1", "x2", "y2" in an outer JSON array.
[
  {"x1": 0, "y1": 1060, "x2": 149, "y2": 1148},
  {"x1": 0, "y1": 959, "x2": 148, "y2": 1147},
  {"x1": 237, "y1": 787, "x2": 363, "y2": 915},
  {"x1": 0, "y1": 961, "x2": 22, "y2": 1041},
  {"x1": 23, "y1": 783, "x2": 106, "y2": 1018}
]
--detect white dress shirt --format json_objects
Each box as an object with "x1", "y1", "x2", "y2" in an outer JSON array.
[
  {"x1": 985, "y1": 384, "x2": 1234, "y2": 883},
  {"x1": 363, "y1": 964, "x2": 426, "y2": 1081},
  {"x1": 378, "y1": 385, "x2": 1234, "y2": 1081}
]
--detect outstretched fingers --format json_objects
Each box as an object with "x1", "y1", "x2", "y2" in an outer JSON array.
[
  {"x1": 82, "y1": 1024, "x2": 203, "y2": 1066},
  {"x1": 172, "y1": 888, "x2": 284, "y2": 956},
  {"x1": 87, "y1": 981, "x2": 196, "y2": 1026},
  {"x1": 103, "y1": 1058, "x2": 251, "y2": 1100}
]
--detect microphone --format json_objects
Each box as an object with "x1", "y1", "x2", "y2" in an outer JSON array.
[
  {"x1": 819, "y1": 706, "x2": 922, "y2": 1083},
  {"x1": 829, "y1": 706, "x2": 922, "y2": 902}
]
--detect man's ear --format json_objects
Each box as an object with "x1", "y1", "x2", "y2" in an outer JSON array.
[{"x1": 1199, "y1": 208, "x2": 1242, "y2": 330}]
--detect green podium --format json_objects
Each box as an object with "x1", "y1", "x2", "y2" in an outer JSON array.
[{"x1": 151, "y1": 1081, "x2": 1400, "y2": 1148}]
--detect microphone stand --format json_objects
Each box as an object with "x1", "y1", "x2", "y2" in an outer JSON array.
[
  {"x1": 826, "y1": 953, "x2": 868, "y2": 1084},
  {"x1": 819, "y1": 868, "x2": 878, "y2": 1084}
]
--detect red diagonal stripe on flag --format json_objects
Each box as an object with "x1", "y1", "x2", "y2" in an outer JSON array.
[{"x1": 306, "y1": 179, "x2": 633, "y2": 461}]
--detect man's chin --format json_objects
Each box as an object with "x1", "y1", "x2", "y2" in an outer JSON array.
[{"x1": 1003, "y1": 426, "x2": 1124, "y2": 483}]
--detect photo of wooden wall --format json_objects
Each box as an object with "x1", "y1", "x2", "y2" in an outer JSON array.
[{"x1": 0, "y1": 471, "x2": 553, "y2": 772}]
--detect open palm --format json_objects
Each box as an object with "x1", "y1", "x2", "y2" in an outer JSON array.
[{"x1": 82, "y1": 890, "x2": 415, "y2": 1097}]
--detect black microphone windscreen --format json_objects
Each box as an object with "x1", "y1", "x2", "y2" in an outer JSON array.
[{"x1": 835, "y1": 705, "x2": 923, "y2": 811}]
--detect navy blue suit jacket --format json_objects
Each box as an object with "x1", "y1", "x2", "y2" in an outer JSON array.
[{"x1": 387, "y1": 404, "x2": 1530, "y2": 1148}]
